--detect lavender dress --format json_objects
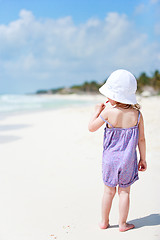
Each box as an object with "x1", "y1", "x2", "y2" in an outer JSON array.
[{"x1": 100, "y1": 111, "x2": 140, "y2": 188}]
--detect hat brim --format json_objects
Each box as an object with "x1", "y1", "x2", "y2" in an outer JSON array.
[{"x1": 99, "y1": 84, "x2": 137, "y2": 105}]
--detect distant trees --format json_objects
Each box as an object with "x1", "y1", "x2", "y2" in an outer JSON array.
[
  {"x1": 137, "y1": 70, "x2": 160, "y2": 93},
  {"x1": 71, "y1": 70, "x2": 160, "y2": 94},
  {"x1": 36, "y1": 90, "x2": 48, "y2": 94},
  {"x1": 36, "y1": 87, "x2": 64, "y2": 94},
  {"x1": 36, "y1": 70, "x2": 160, "y2": 95},
  {"x1": 152, "y1": 70, "x2": 160, "y2": 90},
  {"x1": 71, "y1": 81, "x2": 102, "y2": 93}
]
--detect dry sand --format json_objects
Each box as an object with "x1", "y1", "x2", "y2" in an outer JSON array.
[{"x1": 0, "y1": 95, "x2": 160, "y2": 240}]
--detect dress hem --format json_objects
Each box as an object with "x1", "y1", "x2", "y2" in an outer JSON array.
[{"x1": 103, "y1": 176, "x2": 139, "y2": 188}]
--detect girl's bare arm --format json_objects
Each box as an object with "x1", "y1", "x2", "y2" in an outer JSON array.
[
  {"x1": 138, "y1": 113, "x2": 147, "y2": 171},
  {"x1": 88, "y1": 103, "x2": 106, "y2": 132}
]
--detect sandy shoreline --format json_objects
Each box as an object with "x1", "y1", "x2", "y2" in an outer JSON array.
[{"x1": 0, "y1": 95, "x2": 160, "y2": 240}]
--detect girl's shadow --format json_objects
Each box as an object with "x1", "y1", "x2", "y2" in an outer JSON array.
[
  {"x1": 130, "y1": 214, "x2": 160, "y2": 229},
  {"x1": 110, "y1": 214, "x2": 160, "y2": 229}
]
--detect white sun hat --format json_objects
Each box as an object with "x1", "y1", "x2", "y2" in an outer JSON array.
[{"x1": 99, "y1": 69, "x2": 137, "y2": 104}]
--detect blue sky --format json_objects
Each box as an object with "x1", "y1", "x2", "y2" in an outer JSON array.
[{"x1": 0, "y1": 0, "x2": 160, "y2": 94}]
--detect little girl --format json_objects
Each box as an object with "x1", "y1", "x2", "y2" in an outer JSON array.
[{"x1": 88, "y1": 69, "x2": 147, "y2": 232}]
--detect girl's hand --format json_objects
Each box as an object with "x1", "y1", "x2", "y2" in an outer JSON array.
[
  {"x1": 95, "y1": 103, "x2": 106, "y2": 113},
  {"x1": 138, "y1": 160, "x2": 147, "y2": 171}
]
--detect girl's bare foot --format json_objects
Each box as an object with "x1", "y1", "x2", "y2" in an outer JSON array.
[
  {"x1": 119, "y1": 223, "x2": 135, "y2": 232},
  {"x1": 99, "y1": 221, "x2": 110, "y2": 229}
]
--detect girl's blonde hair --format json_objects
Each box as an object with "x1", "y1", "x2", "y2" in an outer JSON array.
[{"x1": 115, "y1": 102, "x2": 141, "y2": 110}]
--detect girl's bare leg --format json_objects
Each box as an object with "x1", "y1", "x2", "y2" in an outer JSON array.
[
  {"x1": 118, "y1": 186, "x2": 135, "y2": 232},
  {"x1": 99, "y1": 185, "x2": 116, "y2": 229}
]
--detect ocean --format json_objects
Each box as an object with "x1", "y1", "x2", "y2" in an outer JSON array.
[{"x1": 0, "y1": 94, "x2": 96, "y2": 115}]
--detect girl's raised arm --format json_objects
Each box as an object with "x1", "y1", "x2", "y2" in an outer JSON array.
[{"x1": 88, "y1": 103, "x2": 106, "y2": 132}]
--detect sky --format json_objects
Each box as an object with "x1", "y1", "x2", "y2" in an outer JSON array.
[{"x1": 0, "y1": 0, "x2": 160, "y2": 94}]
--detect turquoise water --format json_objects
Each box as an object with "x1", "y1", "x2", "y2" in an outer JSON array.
[{"x1": 0, "y1": 94, "x2": 93, "y2": 114}]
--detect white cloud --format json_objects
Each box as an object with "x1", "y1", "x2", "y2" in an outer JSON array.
[
  {"x1": 150, "y1": 0, "x2": 159, "y2": 4},
  {"x1": 155, "y1": 22, "x2": 160, "y2": 35},
  {"x1": 0, "y1": 10, "x2": 160, "y2": 93},
  {"x1": 134, "y1": 3, "x2": 145, "y2": 14}
]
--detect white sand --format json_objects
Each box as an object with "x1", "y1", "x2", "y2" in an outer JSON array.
[{"x1": 0, "y1": 95, "x2": 160, "y2": 240}]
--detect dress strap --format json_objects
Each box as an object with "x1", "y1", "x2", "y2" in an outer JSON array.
[
  {"x1": 137, "y1": 111, "x2": 141, "y2": 126},
  {"x1": 100, "y1": 115, "x2": 113, "y2": 128}
]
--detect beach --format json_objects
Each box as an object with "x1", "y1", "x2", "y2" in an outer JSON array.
[{"x1": 0, "y1": 95, "x2": 160, "y2": 240}]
